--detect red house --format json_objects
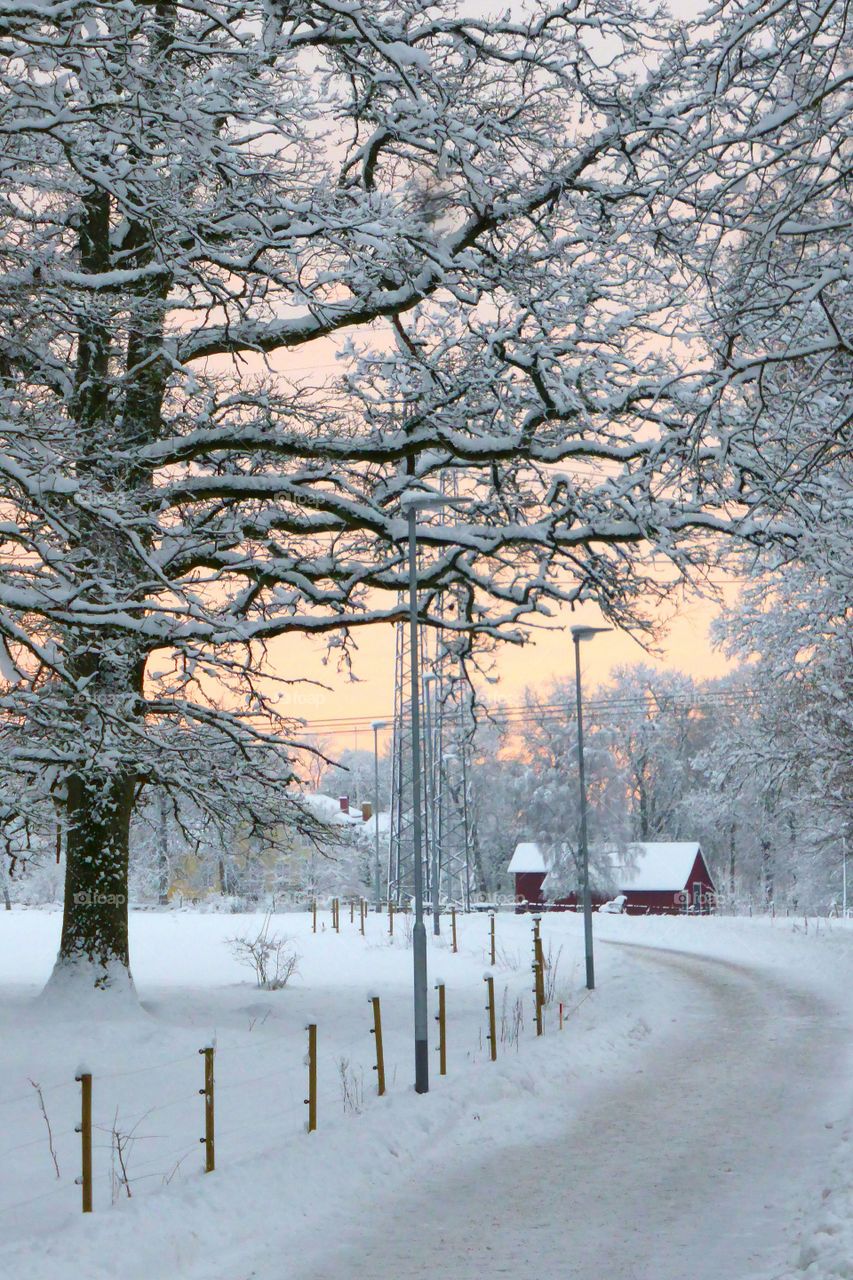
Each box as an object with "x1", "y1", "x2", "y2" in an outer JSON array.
[
  {"x1": 507, "y1": 842, "x2": 550, "y2": 906},
  {"x1": 610, "y1": 842, "x2": 717, "y2": 915},
  {"x1": 508, "y1": 840, "x2": 716, "y2": 915}
]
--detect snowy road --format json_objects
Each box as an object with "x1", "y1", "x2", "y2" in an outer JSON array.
[{"x1": 293, "y1": 944, "x2": 848, "y2": 1280}]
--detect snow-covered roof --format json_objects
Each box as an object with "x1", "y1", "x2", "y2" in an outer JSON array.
[
  {"x1": 507, "y1": 841, "x2": 548, "y2": 874},
  {"x1": 615, "y1": 842, "x2": 703, "y2": 891},
  {"x1": 301, "y1": 793, "x2": 363, "y2": 826}
]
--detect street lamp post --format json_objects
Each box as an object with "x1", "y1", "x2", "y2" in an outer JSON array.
[
  {"x1": 401, "y1": 491, "x2": 472, "y2": 1094},
  {"x1": 423, "y1": 672, "x2": 442, "y2": 936},
  {"x1": 571, "y1": 624, "x2": 612, "y2": 991},
  {"x1": 371, "y1": 720, "x2": 388, "y2": 913}
]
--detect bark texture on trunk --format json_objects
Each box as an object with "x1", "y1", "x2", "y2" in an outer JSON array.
[{"x1": 58, "y1": 771, "x2": 136, "y2": 985}]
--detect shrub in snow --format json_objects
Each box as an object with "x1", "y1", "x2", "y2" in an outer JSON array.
[{"x1": 227, "y1": 915, "x2": 299, "y2": 990}]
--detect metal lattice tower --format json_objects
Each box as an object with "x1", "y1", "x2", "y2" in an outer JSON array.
[
  {"x1": 387, "y1": 613, "x2": 428, "y2": 905},
  {"x1": 425, "y1": 654, "x2": 475, "y2": 910},
  {"x1": 387, "y1": 478, "x2": 476, "y2": 909}
]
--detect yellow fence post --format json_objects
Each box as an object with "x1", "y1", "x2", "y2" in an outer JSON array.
[
  {"x1": 533, "y1": 962, "x2": 543, "y2": 1036},
  {"x1": 305, "y1": 1022, "x2": 318, "y2": 1132},
  {"x1": 484, "y1": 974, "x2": 497, "y2": 1061},
  {"x1": 435, "y1": 980, "x2": 447, "y2": 1075},
  {"x1": 489, "y1": 910, "x2": 496, "y2": 967},
  {"x1": 369, "y1": 995, "x2": 386, "y2": 1095},
  {"x1": 451, "y1": 906, "x2": 458, "y2": 954},
  {"x1": 534, "y1": 934, "x2": 546, "y2": 1025},
  {"x1": 198, "y1": 1046, "x2": 215, "y2": 1172},
  {"x1": 74, "y1": 1071, "x2": 93, "y2": 1213}
]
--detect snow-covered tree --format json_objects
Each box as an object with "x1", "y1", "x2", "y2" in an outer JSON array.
[
  {"x1": 599, "y1": 666, "x2": 712, "y2": 842},
  {"x1": 667, "y1": 0, "x2": 851, "y2": 566},
  {"x1": 1, "y1": 0, "x2": 760, "y2": 988},
  {"x1": 708, "y1": 564, "x2": 852, "y2": 907}
]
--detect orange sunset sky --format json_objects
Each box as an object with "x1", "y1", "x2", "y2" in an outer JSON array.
[{"x1": 269, "y1": 581, "x2": 743, "y2": 743}]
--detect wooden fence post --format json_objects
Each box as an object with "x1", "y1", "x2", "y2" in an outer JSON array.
[
  {"x1": 199, "y1": 1046, "x2": 215, "y2": 1172},
  {"x1": 74, "y1": 1072, "x2": 93, "y2": 1213},
  {"x1": 484, "y1": 974, "x2": 497, "y2": 1061},
  {"x1": 559, "y1": 1001, "x2": 564, "y2": 1031},
  {"x1": 305, "y1": 1022, "x2": 317, "y2": 1131},
  {"x1": 534, "y1": 934, "x2": 546, "y2": 1026},
  {"x1": 451, "y1": 907, "x2": 458, "y2": 954},
  {"x1": 312, "y1": 899, "x2": 317, "y2": 933},
  {"x1": 333, "y1": 898, "x2": 340, "y2": 933},
  {"x1": 360, "y1": 898, "x2": 366, "y2": 936},
  {"x1": 350, "y1": 898, "x2": 355, "y2": 925},
  {"x1": 369, "y1": 996, "x2": 386, "y2": 1096},
  {"x1": 388, "y1": 900, "x2": 394, "y2": 937},
  {"x1": 489, "y1": 910, "x2": 496, "y2": 966},
  {"x1": 533, "y1": 962, "x2": 543, "y2": 1036},
  {"x1": 435, "y1": 980, "x2": 447, "y2": 1075}
]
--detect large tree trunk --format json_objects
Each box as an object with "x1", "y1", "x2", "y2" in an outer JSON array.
[{"x1": 57, "y1": 770, "x2": 136, "y2": 986}]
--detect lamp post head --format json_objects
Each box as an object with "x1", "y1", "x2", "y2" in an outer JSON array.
[
  {"x1": 570, "y1": 625, "x2": 613, "y2": 644},
  {"x1": 400, "y1": 491, "x2": 475, "y2": 514}
]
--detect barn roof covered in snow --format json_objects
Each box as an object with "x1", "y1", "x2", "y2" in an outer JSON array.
[
  {"x1": 615, "y1": 842, "x2": 704, "y2": 891},
  {"x1": 507, "y1": 841, "x2": 548, "y2": 873}
]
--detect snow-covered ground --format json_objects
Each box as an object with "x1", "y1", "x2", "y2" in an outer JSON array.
[{"x1": 1, "y1": 909, "x2": 851, "y2": 1280}]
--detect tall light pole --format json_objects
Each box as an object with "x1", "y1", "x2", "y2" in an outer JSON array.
[
  {"x1": 371, "y1": 720, "x2": 388, "y2": 912},
  {"x1": 423, "y1": 672, "x2": 442, "y2": 936},
  {"x1": 401, "y1": 491, "x2": 472, "y2": 1094},
  {"x1": 571, "y1": 624, "x2": 612, "y2": 991}
]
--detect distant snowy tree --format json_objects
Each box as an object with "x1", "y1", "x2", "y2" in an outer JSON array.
[
  {"x1": 493, "y1": 682, "x2": 629, "y2": 896},
  {"x1": 710, "y1": 564, "x2": 852, "y2": 907},
  {"x1": 600, "y1": 666, "x2": 711, "y2": 842}
]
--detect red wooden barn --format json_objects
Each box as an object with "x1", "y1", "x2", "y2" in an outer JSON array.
[
  {"x1": 508, "y1": 840, "x2": 716, "y2": 915},
  {"x1": 610, "y1": 842, "x2": 717, "y2": 915},
  {"x1": 507, "y1": 842, "x2": 550, "y2": 906}
]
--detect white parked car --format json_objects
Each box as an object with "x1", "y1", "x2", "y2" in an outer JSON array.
[{"x1": 597, "y1": 894, "x2": 627, "y2": 914}]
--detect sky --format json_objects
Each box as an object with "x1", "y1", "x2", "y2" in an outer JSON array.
[{"x1": 270, "y1": 580, "x2": 741, "y2": 745}]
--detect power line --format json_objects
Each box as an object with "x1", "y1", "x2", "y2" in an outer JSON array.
[{"x1": 294, "y1": 688, "x2": 762, "y2": 738}]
